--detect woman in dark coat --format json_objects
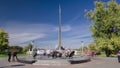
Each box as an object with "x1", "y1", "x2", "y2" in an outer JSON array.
[
  {"x1": 117, "y1": 51, "x2": 120, "y2": 63},
  {"x1": 8, "y1": 50, "x2": 12, "y2": 62}
]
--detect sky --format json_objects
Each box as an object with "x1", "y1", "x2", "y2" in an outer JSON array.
[{"x1": 0, "y1": 0, "x2": 114, "y2": 49}]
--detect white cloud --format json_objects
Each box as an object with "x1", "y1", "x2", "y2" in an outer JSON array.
[
  {"x1": 27, "y1": 23, "x2": 92, "y2": 48},
  {"x1": 9, "y1": 33, "x2": 46, "y2": 45},
  {"x1": 62, "y1": 25, "x2": 72, "y2": 32},
  {"x1": 5, "y1": 22, "x2": 54, "y2": 33},
  {"x1": 68, "y1": 15, "x2": 81, "y2": 23},
  {"x1": 58, "y1": 36, "x2": 93, "y2": 49},
  {"x1": 53, "y1": 25, "x2": 72, "y2": 32},
  {"x1": 2, "y1": 20, "x2": 93, "y2": 48},
  {"x1": 3, "y1": 22, "x2": 55, "y2": 45}
]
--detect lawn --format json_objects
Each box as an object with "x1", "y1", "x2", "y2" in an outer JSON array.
[
  {"x1": 97, "y1": 52, "x2": 117, "y2": 58},
  {"x1": 0, "y1": 53, "x2": 28, "y2": 58},
  {"x1": 0, "y1": 54, "x2": 7, "y2": 58}
]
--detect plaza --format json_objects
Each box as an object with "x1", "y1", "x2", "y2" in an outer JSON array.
[{"x1": 0, "y1": 56, "x2": 120, "y2": 68}]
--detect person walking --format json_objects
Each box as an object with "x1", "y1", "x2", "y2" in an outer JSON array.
[
  {"x1": 46, "y1": 49, "x2": 51, "y2": 58},
  {"x1": 12, "y1": 50, "x2": 18, "y2": 62},
  {"x1": 32, "y1": 50, "x2": 37, "y2": 59},
  {"x1": 7, "y1": 50, "x2": 12, "y2": 62},
  {"x1": 117, "y1": 51, "x2": 120, "y2": 63}
]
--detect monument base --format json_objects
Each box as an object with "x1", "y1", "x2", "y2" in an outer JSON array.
[{"x1": 33, "y1": 56, "x2": 91, "y2": 66}]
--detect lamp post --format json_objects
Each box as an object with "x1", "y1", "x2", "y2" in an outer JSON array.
[
  {"x1": 31, "y1": 40, "x2": 35, "y2": 51},
  {"x1": 81, "y1": 41, "x2": 84, "y2": 56}
]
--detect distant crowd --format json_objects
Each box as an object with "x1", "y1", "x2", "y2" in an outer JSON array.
[{"x1": 28, "y1": 49, "x2": 75, "y2": 59}]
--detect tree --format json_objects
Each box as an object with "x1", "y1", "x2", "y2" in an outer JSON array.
[
  {"x1": 88, "y1": 43, "x2": 99, "y2": 51},
  {"x1": 0, "y1": 28, "x2": 9, "y2": 53},
  {"x1": 9, "y1": 46, "x2": 23, "y2": 53},
  {"x1": 88, "y1": 43, "x2": 101, "y2": 55},
  {"x1": 86, "y1": 0, "x2": 120, "y2": 56},
  {"x1": 23, "y1": 43, "x2": 33, "y2": 52}
]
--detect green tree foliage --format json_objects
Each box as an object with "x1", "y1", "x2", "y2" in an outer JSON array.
[
  {"x1": 9, "y1": 46, "x2": 23, "y2": 53},
  {"x1": 0, "y1": 28, "x2": 9, "y2": 53},
  {"x1": 88, "y1": 43, "x2": 101, "y2": 55},
  {"x1": 23, "y1": 43, "x2": 33, "y2": 52},
  {"x1": 86, "y1": 0, "x2": 120, "y2": 54},
  {"x1": 79, "y1": 46, "x2": 88, "y2": 51},
  {"x1": 88, "y1": 43, "x2": 99, "y2": 51}
]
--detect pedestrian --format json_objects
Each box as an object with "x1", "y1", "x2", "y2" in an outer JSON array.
[
  {"x1": 91, "y1": 51, "x2": 95, "y2": 57},
  {"x1": 32, "y1": 50, "x2": 37, "y2": 59},
  {"x1": 12, "y1": 50, "x2": 18, "y2": 62},
  {"x1": 117, "y1": 51, "x2": 120, "y2": 63},
  {"x1": 7, "y1": 50, "x2": 12, "y2": 62},
  {"x1": 46, "y1": 49, "x2": 51, "y2": 58}
]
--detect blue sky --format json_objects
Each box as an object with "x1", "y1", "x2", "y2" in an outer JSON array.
[{"x1": 0, "y1": 0, "x2": 111, "y2": 49}]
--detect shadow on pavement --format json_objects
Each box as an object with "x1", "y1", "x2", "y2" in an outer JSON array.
[
  {"x1": 0, "y1": 64, "x2": 25, "y2": 68},
  {"x1": 17, "y1": 58, "x2": 36, "y2": 64}
]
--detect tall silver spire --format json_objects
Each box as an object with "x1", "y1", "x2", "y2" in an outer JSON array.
[{"x1": 58, "y1": 4, "x2": 62, "y2": 50}]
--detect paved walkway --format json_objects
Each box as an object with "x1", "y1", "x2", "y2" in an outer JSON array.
[{"x1": 0, "y1": 56, "x2": 120, "y2": 68}]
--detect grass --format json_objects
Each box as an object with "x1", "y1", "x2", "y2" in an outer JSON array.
[
  {"x1": 0, "y1": 54, "x2": 7, "y2": 58},
  {"x1": 97, "y1": 52, "x2": 106, "y2": 57},
  {"x1": 76, "y1": 51, "x2": 117, "y2": 58},
  {"x1": 97, "y1": 52, "x2": 117, "y2": 58},
  {"x1": 0, "y1": 53, "x2": 28, "y2": 58}
]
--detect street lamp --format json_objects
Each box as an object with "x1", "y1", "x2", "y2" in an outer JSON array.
[
  {"x1": 81, "y1": 41, "x2": 84, "y2": 56},
  {"x1": 31, "y1": 40, "x2": 35, "y2": 51}
]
